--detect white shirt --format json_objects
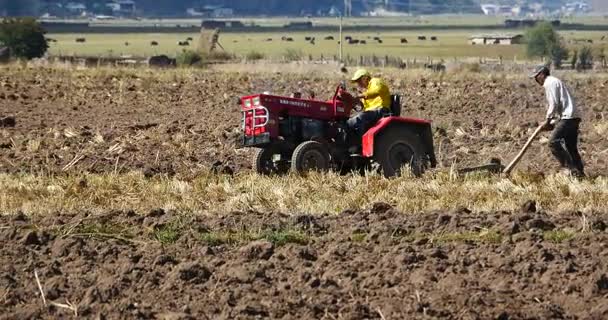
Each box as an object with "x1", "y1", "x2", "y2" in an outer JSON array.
[{"x1": 543, "y1": 76, "x2": 580, "y2": 120}]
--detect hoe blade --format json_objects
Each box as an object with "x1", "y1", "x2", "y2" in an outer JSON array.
[{"x1": 457, "y1": 158, "x2": 504, "y2": 174}]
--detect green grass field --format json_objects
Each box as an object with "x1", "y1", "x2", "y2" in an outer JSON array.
[
  {"x1": 44, "y1": 15, "x2": 608, "y2": 60},
  {"x1": 48, "y1": 29, "x2": 608, "y2": 60}
]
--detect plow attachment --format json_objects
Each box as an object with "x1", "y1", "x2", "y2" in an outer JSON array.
[
  {"x1": 457, "y1": 123, "x2": 545, "y2": 176},
  {"x1": 457, "y1": 158, "x2": 504, "y2": 174}
]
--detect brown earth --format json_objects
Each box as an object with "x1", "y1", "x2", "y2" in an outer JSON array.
[
  {"x1": 1, "y1": 66, "x2": 607, "y2": 177},
  {"x1": 2, "y1": 66, "x2": 608, "y2": 319},
  {"x1": 1, "y1": 206, "x2": 608, "y2": 319}
]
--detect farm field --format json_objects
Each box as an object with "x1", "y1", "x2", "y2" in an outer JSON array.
[
  {"x1": 47, "y1": 29, "x2": 608, "y2": 60},
  {"x1": 1, "y1": 65, "x2": 608, "y2": 318},
  {"x1": 48, "y1": 15, "x2": 608, "y2": 28}
]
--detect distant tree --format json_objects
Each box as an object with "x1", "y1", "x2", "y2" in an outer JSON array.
[
  {"x1": 0, "y1": 18, "x2": 49, "y2": 59},
  {"x1": 577, "y1": 46, "x2": 593, "y2": 70},
  {"x1": 525, "y1": 21, "x2": 568, "y2": 68}
]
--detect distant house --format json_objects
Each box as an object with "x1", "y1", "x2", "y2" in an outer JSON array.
[
  {"x1": 201, "y1": 20, "x2": 244, "y2": 29},
  {"x1": 481, "y1": 4, "x2": 514, "y2": 16},
  {"x1": 470, "y1": 34, "x2": 524, "y2": 45},
  {"x1": 106, "y1": 0, "x2": 136, "y2": 16},
  {"x1": 192, "y1": 5, "x2": 234, "y2": 18},
  {"x1": 65, "y1": 2, "x2": 86, "y2": 14}
]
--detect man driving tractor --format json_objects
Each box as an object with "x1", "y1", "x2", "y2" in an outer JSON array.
[{"x1": 347, "y1": 69, "x2": 392, "y2": 152}]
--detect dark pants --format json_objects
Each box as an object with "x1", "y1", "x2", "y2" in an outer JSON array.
[
  {"x1": 549, "y1": 119, "x2": 584, "y2": 176},
  {"x1": 347, "y1": 109, "x2": 386, "y2": 141}
]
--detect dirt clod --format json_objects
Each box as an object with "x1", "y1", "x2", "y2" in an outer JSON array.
[
  {"x1": 0, "y1": 115, "x2": 16, "y2": 127},
  {"x1": 526, "y1": 218, "x2": 556, "y2": 231},
  {"x1": 521, "y1": 200, "x2": 537, "y2": 213},
  {"x1": 239, "y1": 240, "x2": 274, "y2": 260},
  {"x1": 21, "y1": 231, "x2": 40, "y2": 246}
]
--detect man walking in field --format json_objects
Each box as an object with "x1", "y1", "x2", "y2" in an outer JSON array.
[
  {"x1": 530, "y1": 65, "x2": 585, "y2": 177},
  {"x1": 347, "y1": 69, "x2": 391, "y2": 146}
]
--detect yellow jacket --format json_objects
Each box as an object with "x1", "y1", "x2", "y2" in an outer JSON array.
[{"x1": 361, "y1": 78, "x2": 391, "y2": 112}]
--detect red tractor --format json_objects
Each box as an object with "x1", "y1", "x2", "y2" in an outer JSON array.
[{"x1": 239, "y1": 83, "x2": 437, "y2": 177}]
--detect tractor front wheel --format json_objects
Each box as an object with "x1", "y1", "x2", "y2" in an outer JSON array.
[
  {"x1": 291, "y1": 141, "x2": 330, "y2": 173},
  {"x1": 374, "y1": 127, "x2": 426, "y2": 178},
  {"x1": 253, "y1": 146, "x2": 289, "y2": 175}
]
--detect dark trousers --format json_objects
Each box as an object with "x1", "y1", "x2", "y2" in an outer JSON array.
[
  {"x1": 347, "y1": 109, "x2": 386, "y2": 141},
  {"x1": 549, "y1": 119, "x2": 584, "y2": 175}
]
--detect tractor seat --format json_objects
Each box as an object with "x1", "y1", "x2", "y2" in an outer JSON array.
[{"x1": 385, "y1": 94, "x2": 401, "y2": 117}]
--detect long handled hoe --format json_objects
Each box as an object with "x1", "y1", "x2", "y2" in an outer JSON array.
[{"x1": 502, "y1": 123, "x2": 545, "y2": 175}]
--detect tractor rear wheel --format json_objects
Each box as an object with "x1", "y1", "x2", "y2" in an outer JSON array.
[
  {"x1": 291, "y1": 141, "x2": 330, "y2": 173},
  {"x1": 253, "y1": 146, "x2": 289, "y2": 175},
  {"x1": 373, "y1": 126, "x2": 426, "y2": 178}
]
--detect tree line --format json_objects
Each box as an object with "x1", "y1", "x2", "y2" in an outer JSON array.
[{"x1": 1, "y1": 0, "x2": 481, "y2": 17}]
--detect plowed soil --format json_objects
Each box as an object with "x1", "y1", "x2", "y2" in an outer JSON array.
[
  {"x1": 1, "y1": 206, "x2": 608, "y2": 319},
  {"x1": 1, "y1": 66, "x2": 607, "y2": 176},
  {"x1": 2, "y1": 66, "x2": 608, "y2": 319}
]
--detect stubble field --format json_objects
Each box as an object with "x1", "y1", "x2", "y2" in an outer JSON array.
[{"x1": 1, "y1": 64, "x2": 608, "y2": 319}]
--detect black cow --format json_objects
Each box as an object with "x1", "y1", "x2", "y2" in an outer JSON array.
[
  {"x1": 148, "y1": 55, "x2": 177, "y2": 68},
  {"x1": 418, "y1": 36, "x2": 426, "y2": 40}
]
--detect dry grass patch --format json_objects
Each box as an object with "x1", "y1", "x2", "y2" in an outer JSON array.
[{"x1": 2, "y1": 170, "x2": 608, "y2": 216}]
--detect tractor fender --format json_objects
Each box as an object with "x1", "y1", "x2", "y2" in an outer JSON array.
[{"x1": 362, "y1": 116, "x2": 434, "y2": 159}]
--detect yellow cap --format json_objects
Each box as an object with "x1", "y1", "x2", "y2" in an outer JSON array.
[{"x1": 350, "y1": 69, "x2": 370, "y2": 82}]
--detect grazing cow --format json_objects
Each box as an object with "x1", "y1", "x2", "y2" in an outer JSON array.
[
  {"x1": 151, "y1": 41, "x2": 159, "y2": 46},
  {"x1": 431, "y1": 36, "x2": 438, "y2": 41},
  {"x1": 148, "y1": 55, "x2": 176, "y2": 68},
  {"x1": 401, "y1": 38, "x2": 408, "y2": 43},
  {"x1": 418, "y1": 36, "x2": 426, "y2": 40},
  {"x1": 186, "y1": 37, "x2": 193, "y2": 41},
  {"x1": 377, "y1": 39, "x2": 383, "y2": 44},
  {"x1": 348, "y1": 39, "x2": 360, "y2": 44},
  {"x1": 345, "y1": 36, "x2": 353, "y2": 41},
  {"x1": 425, "y1": 63, "x2": 446, "y2": 72},
  {"x1": 305, "y1": 36, "x2": 312, "y2": 41},
  {"x1": 75, "y1": 38, "x2": 86, "y2": 43},
  {"x1": 178, "y1": 41, "x2": 190, "y2": 46},
  {"x1": 286, "y1": 37, "x2": 294, "y2": 42},
  {"x1": 324, "y1": 36, "x2": 334, "y2": 40},
  {"x1": 125, "y1": 42, "x2": 130, "y2": 46},
  {"x1": 373, "y1": 36, "x2": 381, "y2": 41},
  {"x1": 266, "y1": 38, "x2": 273, "y2": 41},
  {"x1": 360, "y1": 40, "x2": 367, "y2": 44}
]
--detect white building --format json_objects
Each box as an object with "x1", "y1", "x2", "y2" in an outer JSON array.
[
  {"x1": 470, "y1": 34, "x2": 524, "y2": 45},
  {"x1": 106, "y1": 0, "x2": 136, "y2": 15},
  {"x1": 480, "y1": 4, "x2": 515, "y2": 16},
  {"x1": 66, "y1": 2, "x2": 86, "y2": 14}
]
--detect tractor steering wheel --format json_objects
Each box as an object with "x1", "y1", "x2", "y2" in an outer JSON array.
[{"x1": 332, "y1": 81, "x2": 347, "y2": 102}]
